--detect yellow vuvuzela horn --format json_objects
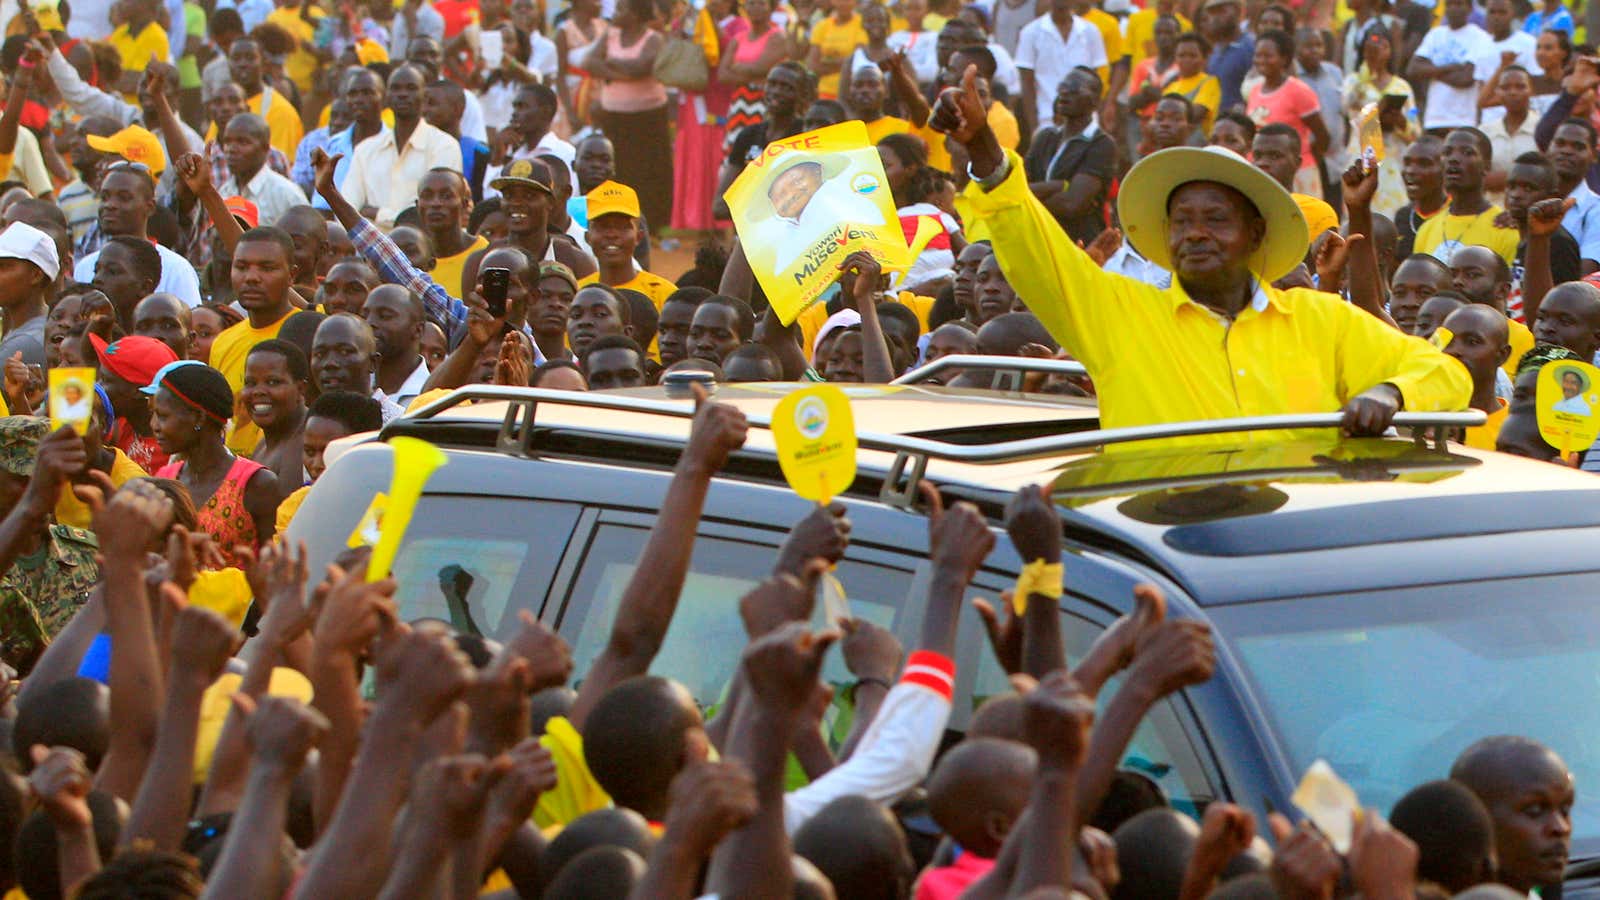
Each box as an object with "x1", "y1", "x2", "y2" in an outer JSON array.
[{"x1": 366, "y1": 436, "x2": 448, "y2": 582}]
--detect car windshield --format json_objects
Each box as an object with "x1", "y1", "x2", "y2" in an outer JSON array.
[{"x1": 1207, "y1": 572, "x2": 1600, "y2": 859}]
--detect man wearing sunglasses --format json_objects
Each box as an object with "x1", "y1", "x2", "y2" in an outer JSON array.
[{"x1": 72, "y1": 161, "x2": 202, "y2": 308}]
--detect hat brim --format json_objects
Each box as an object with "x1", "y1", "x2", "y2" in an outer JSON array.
[
  {"x1": 489, "y1": 176, "x2": 552, "y2": 195},
  {"x1": 1115, "y1": 146, "x2": 1308, "y2": 284}
]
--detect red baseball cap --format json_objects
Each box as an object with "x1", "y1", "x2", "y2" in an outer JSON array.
[
  {"x1": 90, "y1": 334, "x2": 179, "y2": 389},
  {"x1": 224, "y1": 196, "x2": 260, "y2": 229}
]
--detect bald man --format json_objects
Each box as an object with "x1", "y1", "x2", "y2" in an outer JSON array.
[
  {"x1": 361, "y1": 284, "x2": 429, "y2": 405},
  {"x1": 311, "y1": 313, "x2": 404, "y2": 421},
  {"x1": 132, "y1": 293, "x2": 193, "y2": 359},
  {"x1": 1451, "y1": 736, "x2": 1574, "y2": 896},
  {"x1": 220, "y1": 113, "x2": 309, "y2": 227}
]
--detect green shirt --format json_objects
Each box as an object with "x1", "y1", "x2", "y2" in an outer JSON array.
[{"x1": 0, "y1": 524, "x2": 99, "y2": 673}]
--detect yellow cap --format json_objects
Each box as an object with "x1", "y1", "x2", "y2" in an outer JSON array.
[
  {"x1": 86, "y1": 125, "x2": 167, "y2": 176},
  {"x1": 186, "y1": 567, "x2": 252, "y2": 629},
  {"x1": 31, "y1": 0, "x2": 63, "y2": 32},
  {"x1": 192, "y1": 668, "x2": 316, "y2": 784},
  {"x1": 586, "y1": 180, "x2": 641, "y2": 220}
]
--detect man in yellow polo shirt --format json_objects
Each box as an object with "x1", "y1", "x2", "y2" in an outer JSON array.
[
  {"x1": 930, "y1": 66, "x2": 1470, "y2": 441},
  {"x1": 205, "y1": 37, "x2": 304, "y2": 164},
  {"x1": 108, "y1": 0, "x2": 168, "y2": 96},
  {"x1": 577, "y1": 181, "x2": 675, "y2": 310}
]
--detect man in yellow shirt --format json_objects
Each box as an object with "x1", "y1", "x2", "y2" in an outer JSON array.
[
  {"x1": 1414, "y1": 128, "x2": 1520, "y2": 265},
  {"x1": 932, "y1": 67, "x2": 1470, "y2": 441},
  {"x1": 577, "y1": 181, "x2": 675, "y2": 310},
  {"x1": 263, "y1": 3, "x2": 324, "y2": 96},
  {"x1": 1126, "y1": 0, "x2": 1192, "y2": 67},
  {"x1": 108, "y1": 0, "x2": 168, "y2": 96},
  {"x1": 210, "y1": 229, "x2": 301, "y2": 453},
  {"x1": 847, "y1": 65, "x2": 910, "y2": 143},
  {"x1": 206, "y1": 38, "x2": 305, "y2": 164},
  {"x1": 417, "y1": 169, "x2": 486, "y2": 302},
  {"x1": 1440, "y1": 304, "x2": 1512, "y2": 449}
]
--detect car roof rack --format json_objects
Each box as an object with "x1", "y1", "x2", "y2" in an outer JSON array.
[
  {"x1": 892, "y1": 354, "x2": 1090, "y2": 390},
  {"x1": 401, "y1": 386, "x2": 1486, "y2": 509}
]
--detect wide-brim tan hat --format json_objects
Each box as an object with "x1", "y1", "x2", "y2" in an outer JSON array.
[{"x1": 1116, "y1": 145, "x2": 1309, "y2": 284}]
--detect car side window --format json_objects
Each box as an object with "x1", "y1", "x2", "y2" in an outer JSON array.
[
  {"x1": 966, "y1": 601, "x2": 1220, "y2": 818},
  {"x1": 556, "y1": 522, "x2": 918, "y2": 709}
]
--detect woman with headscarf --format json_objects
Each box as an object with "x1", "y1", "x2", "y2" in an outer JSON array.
[{"x1": 148, "y1": 362, "x2": 280, "y2": 568}]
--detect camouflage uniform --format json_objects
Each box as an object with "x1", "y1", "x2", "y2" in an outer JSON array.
[
  {"x1": 0, "y1": 523, "x2": 99, "y2": 673},
  {"x1": 0, "y1": 416, "x2": 101, "y2": 673}
]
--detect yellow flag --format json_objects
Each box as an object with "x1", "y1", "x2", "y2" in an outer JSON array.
[
  {"x1": 724, "y1": 121, "x2": 908, "y2": 325},
  {"x1": 366, "y1": 437, "x2": 447, "y2": 582},
  {"x1": 1536, "y1": 359, "x2": 1600, "y2": 454},
  {"x1": 771, "y1": 385, "x2": 857, "y2": 504}
]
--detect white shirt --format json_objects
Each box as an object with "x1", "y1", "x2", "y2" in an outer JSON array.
[
  {"x1": 220, "y1": 165, "x2": 308, "y2": 229},
  {"x1": 1482, "y1": 29, "x2": 1538, "y2": 74},
  {"x1": 990, "y1": 40, "x2": 1022, "y2": 97},
  {"x1": 342, "y1": 120, "x2": 463, "y2": 229},
  {"x1": 1014, "y1": 14, "x2": 1107, "y2": 127},
  {"x1": 887, "y1": 30, "x2": 939, "y2": 84},
  {"x1": 460, "y1": 89, "x2": 489, "y2": 143},
  {"x1": 1565, "y1": 179, "x2": 1600, "y2": 264},
  {"x1": 392, "y1": 357, "x2": 431, "y2": 407},
  {"x1": 1104, "y1": 241, "x2": 1173, "y2": 289},
  {"x1": 751, "y1": 177, "x2": 889, "y2": 273},
  {"x1": 1415, "y1": 23, "x2": 1493, "y2": 129},
  {"x1": 75, "y1": 243, "x2": 203, "y2": 307}
]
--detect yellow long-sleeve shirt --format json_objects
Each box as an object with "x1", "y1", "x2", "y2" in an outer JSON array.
[{"x1": 960, "y1": 151, "x2": 1472, "y2": 444}]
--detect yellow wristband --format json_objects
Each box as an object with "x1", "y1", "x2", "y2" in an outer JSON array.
[{"x1": 1012, "y1": 559, "x2": 1064, "y2": 614}]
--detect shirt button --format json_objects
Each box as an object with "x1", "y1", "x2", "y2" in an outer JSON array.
[{"x1": 1237, "y1": 369, "x2": 1246, "y2": 376}]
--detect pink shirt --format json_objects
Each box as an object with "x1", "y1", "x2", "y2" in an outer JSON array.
[
  {"x1": 600, "y1": 29, "x2": 669, "y2": 112},
  {"x1": 1247, "y1": 76, "x2": 1320, "y2": 170},
  {"x1": 914, "y1": 852, "x2": 996, "y2": 900}
]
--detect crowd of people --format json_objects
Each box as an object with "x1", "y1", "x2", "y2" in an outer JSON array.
[{"x1": 0, "y1": 0, "x2": 1591, "y2": 892}]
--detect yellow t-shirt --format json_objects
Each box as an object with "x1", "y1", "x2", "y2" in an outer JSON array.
[
  {"x1": 1082, "y1": 8, "x2": 1124, "y2": 85},
  {"x1": 811, "y1": 14, "x2": 868, "y2": 98},
  {"x1": 211, "y1": 310, "x2": 294, "y2": 454},
  {"x1": 920, "y1": 102, "x2": 1018, "y2": 173},
  {"x1": 56, "y1": 447, "x2": 146, "y2": 529},
  {"x1": 578, "y1": 268, "x2": 678, "y2": 310},
  {"x1": 1463, "y1": 398, "x2": 1509, "y2": 449},
  {"x1": 275, "y1": 484, "x2": 310, "y2": 534},
  {"x1": 109, "y1": 21, "x2": 168, "y2": 75},
  {"x1": 1164, "y1": 72, "x2": 1221, "y2": 135},
  {"x1": 433, "y1": 234, "x2": 490, "y2": 304},
  {"x1": 319, "y1": 105, "x2": 395, "y2": 130},
  {"x1": 798, "y1": 301, "x2": 830, "y2": 362},
  {"x1": 206, "y1": 88, "x2": 306, "y2": 165},
  {"x1": 1125, "y1": 9, "x2": 1192, "y2": 68},
  {"x1": 1412, "y1": 206, "x2": 1521, "y2": 266},
  {"x1": 265, "y1": 7, "x2": 324, "y2": 96},
  {"x1": 1506, "y1": 317, "x2": 1534, "y2": 376},
  {"x1": 534, "y1": 715, "x2": 613, "y2": 829},
  {"x1": 864, "y1": 116, "x2": 911, "y2": 144}
]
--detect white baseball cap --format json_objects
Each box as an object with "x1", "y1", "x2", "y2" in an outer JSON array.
[{"x1": 0, "y1": 221, "x2": 59, "y2": 280}]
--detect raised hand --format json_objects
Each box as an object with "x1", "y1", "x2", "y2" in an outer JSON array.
[
  {"x1": 1180, "y1": 802, "x2": 1258, "y2": 900},
  {"x1": 311, "y1": 147, "x2": 343, "y2": 200},
  {"x1": 929, "y1": 64, "x2": 989, "y2": 147},
  {"x1": 1124, "y1": 614, "x2": 1215, "y2": 698},
  {"x1": 741, "y1": 621, "x2": 838, "y2": 713},
  {"x1": 311, "y1": 561, "x2": 398, "y2": 658},
  {"x1": 371, "y1": 626, "x2": 476, "y2": 725},
  {"x1": 921, "y1": 481, "x2": 995, "y2": 582},
  {"x1": 28, "y1": 745, "x2": 93, "y2": 829},
  {"x1": 174, "y1": 152, "x2": 210, "y2": 198},
  {"x1": 494, "y1": 330, "x2": 533, "y2": 386},
  {"x1": 411, "y1": 753, "x2": 506, "y2": 838},
  {"x1": 739, "y1": 561, "x2": 825, "y2": 638},
  {"x1": 1022, "y1": 669, "x2": 1094, "y2": 770},
  {"x1": 1529, "y1": 197, "x2": 1577, "y2": 238},
  {"x1": 463, "y1": 290, "x2": 502, "y2": 348},
  {"x1": 1313, "y1": 231, "x2": 1363, "y2": 292},
  {"x1": 1269, "y1": 815, "x2": 1342, "y2": 900},
  {"x1": 1085, "y1": 228, "x2": 1122, "y2": 267},
  {"x1": 839, "y1": 616, "x2": 902, "y2": 683},
  {"x1": 683, "y1": 381, "x2": 749, "y2": 474},
  {"x1": 92, "y1": 477, "x2": 173, "y2": 561},
  {"x1": 140, "y1": 64, "x2": 168, "y2": 103},
  {"x1": 249, "y1": 539, "x2": 317, "y2": 646},
  {"x1": 1006, "y1": 484, "x2": 1061, "y2": 564},
  {"x1": 483, "y1": 737, "x2": 558, "y2": 832},
  {"x1": 660, "y1": 759, "x2": 758, "y2": 857},
  {"x1": 500, "y1": 610, "x2": 573, "y2": 691},
  {"x1": 168, "y1": 603, "x2": 238, "y2": 684},
  {"x1": 238, "y1": 693, "x2": 329, "y2": 771},
  {"x1": 973, "y1": 593, "x2": 1022, "y2": 674},
  {"x1": 1348, "y1": 811, "x2": 1418, "y2": 900},
  {"x1": 1341, "y1": 158, "x2": 1378, "y2": 211},
  {"x1": 774, "y1": 502, "x2": 851, "y2": 576}
]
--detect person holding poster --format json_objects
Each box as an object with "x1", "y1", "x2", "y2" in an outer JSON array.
[
  {"x1": 931, "y1": 65, "x2": 1470, "y2": 441},
  {"x1": 725, "y1": 120, "x2": 906, "y2": 325}
]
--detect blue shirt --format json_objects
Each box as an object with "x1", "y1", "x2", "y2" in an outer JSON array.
[
  {"x1": 1209, "y1": 33, "x2": 1255, "y2": 114},
  {"x1": 311, "y1": 126, "x2": 357, "y2": 212},
  {"x1": 1524, "y1": 5, "x2": 1574, "y2": 35},
  {"x1": 292, "y1": 127, "x2": 332, "y2": 196},
  {"x1": 214, "y1": 0, "x2": 273, "y2": 30},
  {"x1": 459, "y1": 135, "x2": 491, "y2": 202}
]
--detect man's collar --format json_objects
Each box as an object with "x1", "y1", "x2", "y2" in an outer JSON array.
[
  {"x1": 1170, "y1": 278, "x2": 1283, "y2": 316},
  {"x1": 1068, "y1": 117, "x2": 1101, "y2": 140}
]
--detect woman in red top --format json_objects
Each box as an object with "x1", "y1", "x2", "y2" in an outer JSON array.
[
  {"x1": 1247, "y1": 29, "x2": 1331, "y2": 196},
  {"x1": 148, "y1": 363, "x2": 280, "y2": 569}
]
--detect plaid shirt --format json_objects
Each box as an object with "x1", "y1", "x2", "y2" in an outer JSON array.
[{"x1": 349, "y1": 218, "x2": 544, "y2": 361}]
